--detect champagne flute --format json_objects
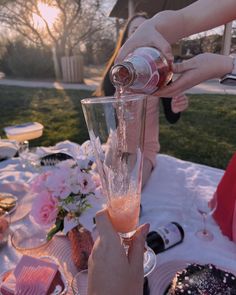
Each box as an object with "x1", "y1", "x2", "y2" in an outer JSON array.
[
  {"x1": 81, "y1": 94, "x2": 156, "y2": 277},
  {"x1": 194, "y1": 187, "x2": 217, "y2": 241},
  {"x1": 18, "y1": 140, "x2": 30, "y2": 168}
]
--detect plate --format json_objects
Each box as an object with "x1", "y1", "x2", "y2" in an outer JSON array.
[
  {"x1": 148, "y1": 260, "x2": 236, "y2": 295},
  {"x1": 0, "y1": 256, "x2": 68, "y2": 295},
  {"x1": 148, "y1": 260, "x2": 189, "y2": 295},
  {"x1": 0, "y1": 140, "x2": 18, "y2": 160},
  {"x1": 11, "y1": 224, "x2": 51, "y2": 252}
]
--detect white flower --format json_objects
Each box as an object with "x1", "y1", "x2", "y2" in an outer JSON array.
[
  {"x1": 77, "y1": 172, "x2": 95, "y2": 195},
  {"x1": 67, "y1": 166, "x2": 79, "y2": 194},
  {"x1": 63, "y1": 216, "x2": 80, "y2": 234},
  {"x1": 76, "y1": 155, "x2": 91, "y2": 170},
  {"x1": 79, "y1": 193, "x2": 105, "y2": 231},
  {"x1": 79, "y1": 140, "x2": 95, "y2": 161},
  {"x1": 60, "y1": 200, "x2": 78, "y2": 213}
]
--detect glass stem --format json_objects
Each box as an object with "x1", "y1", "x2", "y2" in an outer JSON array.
[{"x1": 202, "y1": 213, "x2": 207, "y2": 235}]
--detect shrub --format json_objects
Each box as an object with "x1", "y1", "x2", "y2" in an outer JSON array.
[{"x1": 0, "y1": 40, "x2": 55, "y2": 79}]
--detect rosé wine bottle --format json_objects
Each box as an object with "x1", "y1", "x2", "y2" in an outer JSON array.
[{"x1": 110, "y1": 47, "x2": 173, "y2": 94}]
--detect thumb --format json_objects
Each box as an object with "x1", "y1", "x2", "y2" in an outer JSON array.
[
  {"x1": 128, "y1": 223, "x2": 150, "y2": 267},
  {"x1": 95, "y1": 208, "x2": 117, "y2": 240}
]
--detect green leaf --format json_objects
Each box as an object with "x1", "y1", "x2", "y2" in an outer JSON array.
[{"x1": 46, "y1": 219, "x2": 64, "y2": 241}]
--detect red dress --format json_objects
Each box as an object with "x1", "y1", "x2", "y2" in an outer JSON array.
[{"x1": 213, "y1": 152, "x2": 236, "y2": 240}]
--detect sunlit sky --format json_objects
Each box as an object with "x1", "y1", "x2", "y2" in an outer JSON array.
[
  {"x1": 32, "y1": 2, "x2": 59, "y2": 29},
  {"x1": 1, "y1": 0, "x2": 234, "y2": 41}
]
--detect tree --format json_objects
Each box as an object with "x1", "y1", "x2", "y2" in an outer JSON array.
[{"x1": 0, "y1": 0, "x2": 105, "y2": 79}]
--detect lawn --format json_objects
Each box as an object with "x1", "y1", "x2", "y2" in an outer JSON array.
[{"x1": 0, "y1": 85, "x2": 235, "y2": 170}]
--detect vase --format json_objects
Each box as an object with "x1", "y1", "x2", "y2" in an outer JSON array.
[{"x1": 68, "y1": 224, "x2": 94, "y2": 270}]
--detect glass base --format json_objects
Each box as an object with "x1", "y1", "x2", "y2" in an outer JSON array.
[
  {"x1": 195, "y1": 229, "x2": 214, "y2": 242},
  {"x1": 72, "y1": 269, "x2": 88, "y2": 295},
  {"x1": 144, "y1": 246, "x2": 156, "y2": 277}
]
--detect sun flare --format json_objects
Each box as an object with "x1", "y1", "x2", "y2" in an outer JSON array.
[{"x1": 33, "y1": 2, "x2": 59, "y2": 29}]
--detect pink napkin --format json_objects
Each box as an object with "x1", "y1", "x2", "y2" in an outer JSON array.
[
  {"x1": 15, "y1": 265, "x2": 55, "y2": 294},
  {"x1": 0, "y1": 255, "x2": 60, "y2": 295},
  {"x1": 213, "y1": 153, "x2": 236, "y2": 240}
]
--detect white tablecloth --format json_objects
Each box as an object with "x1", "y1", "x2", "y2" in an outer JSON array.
[{"x1": 1, "y1": 154, "x2": 236, "y2": 294}]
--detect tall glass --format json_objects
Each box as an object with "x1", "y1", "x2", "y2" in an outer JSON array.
[{"x1": 81, "y1": 94, "x2": 156, "y2": 277}]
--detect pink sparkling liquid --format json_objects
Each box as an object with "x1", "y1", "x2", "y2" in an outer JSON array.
[{"x1": 108, "y1": 194, "x2": 140, "y2": 234}]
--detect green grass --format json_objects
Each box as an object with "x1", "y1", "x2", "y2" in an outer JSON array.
[
  {"x1": 159, "y1": 94, "x2": 236, "y2": 169},
  {"x1": 0, "y1": 86, "x2": 92, "y2": 147},
  {"x1": 0, "y1": 86, "x2": 235, "y2": 170}
]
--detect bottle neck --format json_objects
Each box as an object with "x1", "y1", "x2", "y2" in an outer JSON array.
[{"x1": 110, "y1": 62, "x2": 135, "y2": 88}]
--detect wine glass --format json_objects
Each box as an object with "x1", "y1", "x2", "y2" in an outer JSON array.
[
  {"x1": 4, "y1": 122, "x2": 43, "y2": 169},
  {"x1": 194, "y1": 187, "x2": 217, "y2": 241},
  {"x1": 81, "y1": 94, "x2": 156, "y2": 277},
  {"x1": 71, "y1": 269, "x2": 88, "y2": 295},
  {"x1": 18, "y1": 140, "x2": 30, "y2": 168},
  {"x1": 19, "y1": 144, "x2": 41, "y2": 171}
]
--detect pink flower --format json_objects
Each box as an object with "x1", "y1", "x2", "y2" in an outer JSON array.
[
  {"x1": 30, "y1": 171, "x2": 52, "y2": 193},
  {"x1": 45, "y1": 167, "x2": 71, "y2": 199},
  {"x1": 31, "y1": 191, "x2": 58, "y2": 228},
  {"x1": 77, "y1": 172, "x2": 95, "y2": 195}
]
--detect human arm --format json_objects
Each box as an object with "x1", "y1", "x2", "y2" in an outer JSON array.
[
  {"x1": 88, "y1": 209, "x2": 149, "y2": 295},
  {"x1": 156, "y1": 53, "x2": 234, "y2": 97},
  {"x1": 116, "y1": 0, "x2": 236, "y2": 62},
  {"x1": 142, "y1": 158, "x2": 153, "y2": 188},
  {"x1": 142, "y1": 97, "x2": 159, "y2": 188}
]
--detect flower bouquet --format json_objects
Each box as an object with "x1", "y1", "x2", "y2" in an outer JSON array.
[{"x1": 30, "y1": 141, "x2": 102, "y2": 269}]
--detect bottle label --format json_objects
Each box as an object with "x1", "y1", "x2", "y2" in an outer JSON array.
[
  {"x1": 127, "y1": 48, "x2": 160, "y2": 94},
  {"x1": 156, "y1": 223, "x2": 182, "y2": 250},
  {"x1": 136, "y1": 51, "x2": 160, "y2": 94}
]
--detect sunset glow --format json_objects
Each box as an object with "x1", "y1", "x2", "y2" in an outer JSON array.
[{"x1": 33, "y1": 2, "x2": 59, "y2": 29}]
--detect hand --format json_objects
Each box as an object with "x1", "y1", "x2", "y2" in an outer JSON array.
[
  {"x1": 88, "y1": 208, "x2": 149, "y2": 295},
  {"x1": 116, "y1": 19, "x2": 174, "y2": 63},
  {"x1": 171, "y1": 94, "x2": 189, "y2": 114},
  {"x1": 155, "y1": 53, "x2": 234, "y2": 97}
]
